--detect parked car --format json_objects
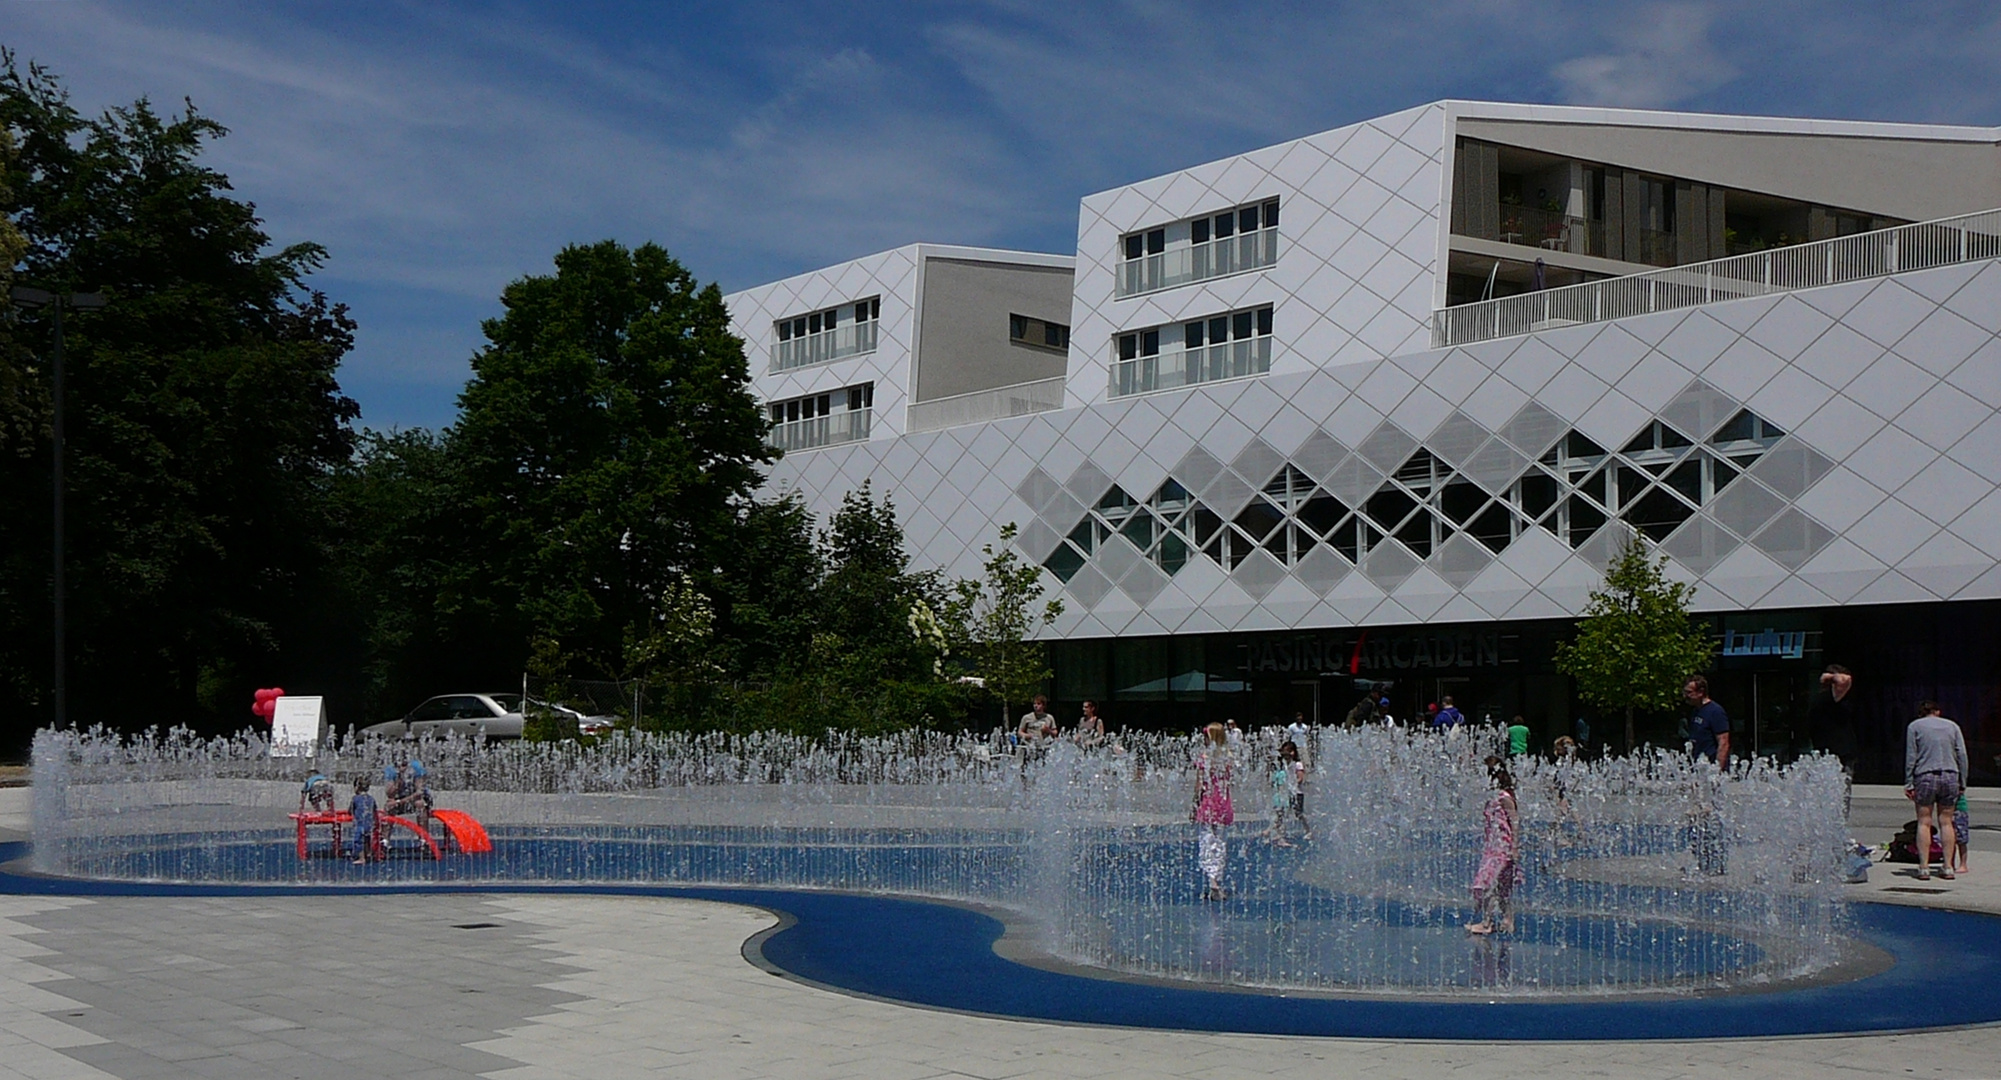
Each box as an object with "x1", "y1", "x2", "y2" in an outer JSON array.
[
  {"x1": 529, "y1": 698, "x2": 618, "y2": 737},
  {"x1": 362, "y1": 693, "x2": 525, "y2": 741}
]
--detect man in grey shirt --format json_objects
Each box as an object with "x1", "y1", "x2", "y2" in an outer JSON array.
[{"x1": 1905, "y1": 701, "x2": 1968, "y2": 881}]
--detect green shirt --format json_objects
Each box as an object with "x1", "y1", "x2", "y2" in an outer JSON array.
[{"x1": 1507, "y1": 724, "x2": 1530, "y2": 755}]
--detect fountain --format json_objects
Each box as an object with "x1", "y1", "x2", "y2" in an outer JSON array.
[{"x1": 27, "y1": 722, "x2": 1854, "y2": 1000}]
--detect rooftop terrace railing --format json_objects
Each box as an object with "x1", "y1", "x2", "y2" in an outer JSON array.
[{"x1": 1433, "y1": 208, "x2": 2001, "y2": 348}]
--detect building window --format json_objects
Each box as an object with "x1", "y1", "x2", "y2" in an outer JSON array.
[
  {"x1": 768, "y1": 382, "x2": 872, "y2": 452},
  {"x1": 1116, "y1": 198, "x2": 1280, "y2": 298},
  {"x1": 771, "y1": 297, "x2": 879, "y2": 372},
  {"x1": 1009, "y1": 314, "x2": 1070, "y2": 352},
  {"x1": 1038, "y1": 406, "x2": 1794, "y2": 586},
  {"x1": 1110, "y1": 305, "x2": 1272, "y2": 397}
]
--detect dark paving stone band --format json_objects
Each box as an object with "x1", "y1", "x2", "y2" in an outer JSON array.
[{"x1": 1, "y1": 841, "x2": 1992, "y2": 1040}]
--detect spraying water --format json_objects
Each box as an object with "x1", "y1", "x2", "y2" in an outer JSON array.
[{"x1": 31, "y1": 723, "x2": 1850, "y2": 997}]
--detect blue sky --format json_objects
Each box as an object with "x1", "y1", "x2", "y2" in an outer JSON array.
[{"x1": 5, "y1": 1, "x2": 1998, "y2": 430}]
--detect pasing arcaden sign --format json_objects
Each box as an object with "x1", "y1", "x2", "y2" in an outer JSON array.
[{"x1": 1239, "y1": 629, "x2": 1513, "y2": 675}]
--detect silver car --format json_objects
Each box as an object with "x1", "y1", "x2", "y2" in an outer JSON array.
[{"x1": 363, "y1": 693, "x2": 524, "y2": 740}]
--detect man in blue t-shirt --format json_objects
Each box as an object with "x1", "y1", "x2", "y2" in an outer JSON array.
[
  {"x1": 1683, "y1": 675, "x2": 1731, "y2": 769},
  {"x1": 1432, "y1": 695, "x2": 1464, "y2": 729}
]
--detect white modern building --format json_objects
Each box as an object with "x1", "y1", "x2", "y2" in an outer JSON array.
[{"x1": 726, "y1": 101, "x2": 2001, "y2": 780}]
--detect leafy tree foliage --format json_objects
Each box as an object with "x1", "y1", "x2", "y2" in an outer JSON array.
[
  {"x1": 0, "y1": 57, "x2": 359, "y2": 741},
  {"x1": 814, "y1": 483, "x2": 947, "y2": 688},
  {"x1": 0, "y1": 127, "x2": 39, "y2": 718},
  {"x1": 707, "y1": 494, "x2": 822, "y2": 681},
  {"x1": 0, "y1": 56, "x2": 981, "y2": 743},
  {"x1": 944, "y1": 523, "x2": 1064, "y2": 724},
  {"x1": 1552, "y1": 535, "x2": 1715, "y2": 751},
  {"x1": 656, "y1": 485, "x2": 970, "y2": 736},
  {"x1": 449, "y1": 240, "x2": 774, "y2": 684},
  {"x1": 326, "y1": 430, "x2": 508, "y2": 721}
]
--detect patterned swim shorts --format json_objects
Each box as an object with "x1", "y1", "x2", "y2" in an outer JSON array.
[{"x1": 1913, "y1": 771, "x2": 1961, "y2": 809}]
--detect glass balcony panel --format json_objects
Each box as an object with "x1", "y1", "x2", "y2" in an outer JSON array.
[
  {"x1": 769, "y1": 409, "x2": 870, "y2": 453},
  {"x1": 770, "y1": 319, "x2": 878, "y2": 373},
  {"x1": 1115, "y1": 225, "x2": 1279, "y2": 298},
  {"x1": 1109, "y1": 334, "x2": 1270, "y2": 398}
]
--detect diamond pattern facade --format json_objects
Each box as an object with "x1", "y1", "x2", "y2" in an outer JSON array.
[
  {"x1": 738, "y1": 104, "x2": 2001, "y2": 644},
  {"x1": 1068, "y1": 104, "x2": 1448, "y2": 409},
  {"x1": 762, "y1": 258, "x2": 2001, "y2": 640}
]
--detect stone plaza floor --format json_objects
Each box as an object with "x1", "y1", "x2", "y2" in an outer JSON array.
[{"x1": 1, "y1": 787, "x2": 1999, "y2": 1079}]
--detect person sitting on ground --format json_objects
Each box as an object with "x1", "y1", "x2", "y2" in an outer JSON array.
[{"x1": 348, "y1": 777, "x2": 378, "y2": 865}]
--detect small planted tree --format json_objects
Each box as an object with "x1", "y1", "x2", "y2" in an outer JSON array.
[
  {"x1": 1552, "y1": 535, "x2": 1715, "y2": 753},
  {"x1": 945, "y1": 523, "x2": 1064, "y2": 727}
]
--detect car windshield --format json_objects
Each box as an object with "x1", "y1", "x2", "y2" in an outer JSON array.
[{"x1": 489, "y1": 694, "x2": 522, "y2": 711}]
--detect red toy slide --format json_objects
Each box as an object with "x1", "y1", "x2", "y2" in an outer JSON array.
[{"x1": 430, "y1": 809, "x2": 493, "y2": 854}]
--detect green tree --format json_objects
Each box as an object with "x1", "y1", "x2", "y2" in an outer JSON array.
[
  {"x1": 707, "y1": 493, "x2": 823, "y2": 681},
  {"x1": 0, "y1": 57, "x2": 360, "y2": 738},
  {"x1": 326, "y1": 429, "x2": 509, "y2": 721},
  {"x1": 449, "y1": 239, "x2": 774, "y2": 684},
  {"x1": 814, "y1": 483, "x2": 947, "y2": 688},
  {"x1": 944, "y1": 523, "x2": 1064, "y2": 726},
  {"x1": 1553, "y1": 535, "x2": 1716, "y2": 753},
  {"x1": 0, "y1": 126, "x2": 40, "y2": 718}
]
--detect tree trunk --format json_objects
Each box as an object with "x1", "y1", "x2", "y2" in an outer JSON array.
[{"x1": 1625, "y1": 706, "x2": 1636, "y2": 756}]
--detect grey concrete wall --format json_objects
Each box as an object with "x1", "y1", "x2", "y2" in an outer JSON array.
[
  {"x1": 1458, "y1": 119, "x2": 2001, "y2": 222},
  {"x1": 913, "y1": 258, "x2": 1075, "y2": 402}
]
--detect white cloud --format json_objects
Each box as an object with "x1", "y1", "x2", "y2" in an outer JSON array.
[
  {"x1": 0, "y1": 3, "x2": 1056, "y2": 417},
  {"x1": 4, "y1": 0, "x2": 1992, "y2": 428},
  {"x1": 1549, "y1": 3, "x2": 1736, "y2": 107}
]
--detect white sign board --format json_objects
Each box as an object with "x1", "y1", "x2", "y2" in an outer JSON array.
[{"x1": 270, "y1": 696, "x2": 325, "y2": 757}]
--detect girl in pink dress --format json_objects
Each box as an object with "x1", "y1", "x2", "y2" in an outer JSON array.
[
  {"x1": 1467, "y1": 758, "x2": 1522, "y2": 935},
  {"x1": 1191, "y1": 722, "x2": 1235, "y2": 901}
]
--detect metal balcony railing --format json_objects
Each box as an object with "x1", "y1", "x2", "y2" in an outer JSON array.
[
  {"x1": 904, "y1": 377, "x2": 1065, "y2": 433},
  {"x1": 770, "y1": 320, "x2": 877, "y2": 373},
  {"x1": 1117, "y1": 228, "x2": 1279, "y2": 298},
  {"x1": 769, "y1": 409, "x2": 871, "y2": 453},
  {"x1": 1433, "y1": 208, "x2": 2001, "y2": 348},
  {"x1": 1110, "y1": 337, "x2": 1272, "y2": 398}
]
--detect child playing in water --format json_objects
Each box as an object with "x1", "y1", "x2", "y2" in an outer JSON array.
[
  {"x1": 1265, "y1": 742, "x2": 1299, "y2": 847},
  {"x1": 349, "y1": 777, "x2": 378, "y2": 865},
  {"x1": 301, "y1": 772, "x2": 336, "y2": 813},
  {"x1": 1191, "y1": 723, "x2": 1235, "y2": 901},
  {"x1": 1954, "y1": 793, "x2": 1972, "y2": 876},
  {"x1": 1466, "y1": 757, "x2": 1522, "y2": 935}
]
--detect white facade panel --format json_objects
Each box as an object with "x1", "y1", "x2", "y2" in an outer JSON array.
[
  {"x1": 729, "y1": 244, "x2": 923, "y2": 440},
  {"x1": 1068, "y1": 103, "x2": 1450, "y2": 409},
  {"x1": 731, "y1": 100, "x2": 2001, "y2": 642},
  {"x1": 763, "y1": 258, "x2": 2001, "y2": 634}
]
